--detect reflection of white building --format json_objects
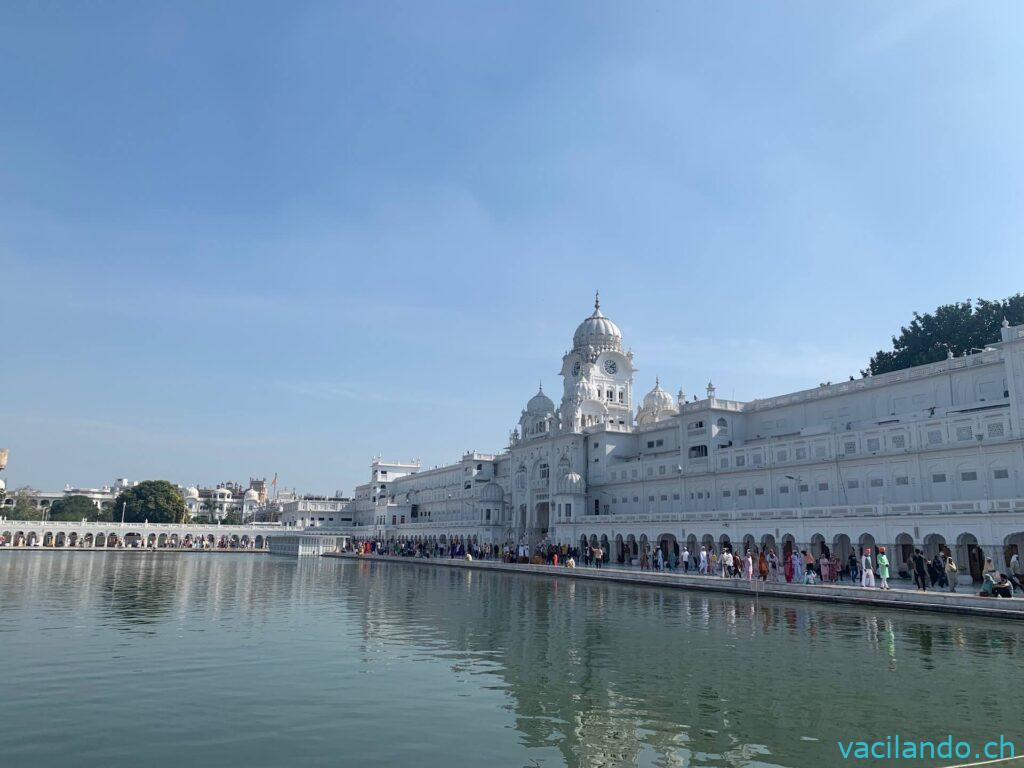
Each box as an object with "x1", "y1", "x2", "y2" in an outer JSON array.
[{"x1": 351, "y1": 296, "x2": 1024, "y2": 580}]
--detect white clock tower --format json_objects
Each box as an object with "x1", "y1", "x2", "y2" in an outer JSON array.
[{"x1": 559, "y1": 293, "x2": 635, "y2": 432}]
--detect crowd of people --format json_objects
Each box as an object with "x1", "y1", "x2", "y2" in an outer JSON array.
[{"x1": 349, "y1": 538, "x2": 1024, "y2": 598}]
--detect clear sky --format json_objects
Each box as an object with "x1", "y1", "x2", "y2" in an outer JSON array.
[{"x1": 2, "y1": 1, "x2": 1023, "y2": 495}]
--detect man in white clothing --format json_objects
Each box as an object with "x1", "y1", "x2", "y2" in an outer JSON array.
[{"x1": 861, "y1": 548, "x2": 875, "y2": 588}]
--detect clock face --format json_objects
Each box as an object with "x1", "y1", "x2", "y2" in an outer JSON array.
[
  {"x1": 571, "y1": 360, "x2": 581, "y2": 377},
  {"x1": 604, "y1": 359, "x2": 618, "y2": 375}
]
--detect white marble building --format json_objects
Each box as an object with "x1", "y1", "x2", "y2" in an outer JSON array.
[{"x1": 351, "y1": 296, "x2": 1024, "y2": 580}]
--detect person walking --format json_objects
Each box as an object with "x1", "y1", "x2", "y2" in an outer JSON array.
[
  {"x1": 861, "y1": 548, "x2": 876, "y2": 588},
  {"x1": 758, "y1": 551, "x2": 769, "y2": 581},
  {"x1": 698, "y1": 546, "x2": 708, "y2": 575},
  {"x1": 681, "y1": 546, "x2": 691, "y2": 574},
  {"x1": 911, "y1": 548, "x2": 928, "y2": 591},
  {"x1": 768, "y1": 549, "x2": 779, "y2": 582},
  {"x1": 876, "y1": 547, "x2": 890, "y2": 590}
]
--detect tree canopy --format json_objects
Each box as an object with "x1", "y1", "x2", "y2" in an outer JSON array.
[
  {"x1": 113, "y1": 480, "x2": 187, "y2": 524},
  {"x1": 9, "y1": 487, "x2": 42, "y2": 520},
  {"x1": 866, "y1": 295, "x2": 1024, "y2": 376},
  {"x1": 48, "y1": 494, "x2": 111, "y2": 522}
]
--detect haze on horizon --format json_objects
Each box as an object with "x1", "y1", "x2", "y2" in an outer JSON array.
[{"x1": 2, "y1": 1, "x2": 1023, "y2": 495}]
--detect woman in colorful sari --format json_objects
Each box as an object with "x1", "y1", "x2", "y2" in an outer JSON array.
[
  {"x1": 758, "y1": 551, "x2": 769, "y2": 581},
  {"x1": 819, "y1": 553, "x2": 831, "y2": 582},
  {"x1": 784, "y1": 553, "x2": 794, "y2": 583}
]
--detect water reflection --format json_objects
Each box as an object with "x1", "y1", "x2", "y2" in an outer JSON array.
[{"x1": 0, "y1": 553, "x2": 1020, "y2": 768}]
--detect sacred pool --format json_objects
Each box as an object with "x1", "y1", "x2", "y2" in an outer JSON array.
[{"x1": 0, "y1": 552, "x2": 1018, "y2": 767}]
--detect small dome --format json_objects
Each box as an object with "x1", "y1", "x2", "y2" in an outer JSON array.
[
  {"x1": 643, "y1": 377, "x2": 674, "y2": 410},
  {"x1": 244, "y1": 488, "x2": 259, "y2": 501},
  {"x1": 526, "y1": 384, "x2": 555, "y2": 414},
  {"x1": 479, "y1": 482, "x2": 504, "y2": 503},
  {"x1": 572, "y1": 292, "x2": 622, "y2": 352},
  {"x1": 558, "y1": 471, "x2": 584, "y2": 494},
  {"x1": 185, "y1": 486, "x2": 200, "y2": 499}
]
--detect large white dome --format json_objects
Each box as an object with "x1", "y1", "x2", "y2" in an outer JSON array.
[{"x1": 573, "y1": 293, "x2": 622, "y2": 352}]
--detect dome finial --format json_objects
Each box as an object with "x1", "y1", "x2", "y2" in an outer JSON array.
[
  {"x1": 655, "y1": 375, "x2": 660, "y2": 387},
  {"x1": 538, "y1": 380, "x2": 543, "y2": 393},
  {"x1": 594, "y1": 290, "x2": 600, "y2": 311}
]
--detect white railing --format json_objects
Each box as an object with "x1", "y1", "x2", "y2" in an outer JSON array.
[{"x1": 0, "y1": 519, "x2": 282, "y2": 531}]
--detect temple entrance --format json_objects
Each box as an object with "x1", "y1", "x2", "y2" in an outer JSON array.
[{"x1": 534, "y1": 502, "x2": 550, "y2": 537}]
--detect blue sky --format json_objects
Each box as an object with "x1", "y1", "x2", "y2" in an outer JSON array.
[{"x1": 2, "y1": 1, "x2": 1023, "y2": 495}]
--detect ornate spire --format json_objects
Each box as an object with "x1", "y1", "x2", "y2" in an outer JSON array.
[{"x1": 594, "y1": 290, "x2": 600, "y2": 311}]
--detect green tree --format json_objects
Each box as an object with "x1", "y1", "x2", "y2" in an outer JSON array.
[
  {"x1": 221, "y1": 509, "x2": 242, "y2": 525},
  {"x1": 10, "y1": 487, "x2": 42, "y2": 520},
  {"x1": 866, "y1": 295, "x2": 1024, "y2": 376},
  {"x1": 113, "y1": 480, "x2": 187, "y2": 524},
  {"x1": 49, "y1": 494, "x2": 111, "y2": 522}
]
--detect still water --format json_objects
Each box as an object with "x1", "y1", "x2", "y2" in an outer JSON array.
[{"x1": 0, "y1": 552, "x2": 1019, "y2": 768}]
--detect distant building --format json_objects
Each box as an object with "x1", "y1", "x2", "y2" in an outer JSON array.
[
  {"x1": 278, "y1": 496, "x2": 353, "y2": 528},
  {"x1": 182, "y1": 481, "x2": 263, "y2": 522}
]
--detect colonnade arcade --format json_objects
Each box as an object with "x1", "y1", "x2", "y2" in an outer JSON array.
[{"x1": 568, "y1": 526, "x2": 1024, "y2": 583}]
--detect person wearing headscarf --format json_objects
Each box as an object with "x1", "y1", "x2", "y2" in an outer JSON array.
[{"x1": 876, "y1": 546, "x2": 890, "y2": 590}]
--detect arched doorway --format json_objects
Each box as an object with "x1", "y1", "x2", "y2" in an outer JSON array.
[
  {"x1": 614, "y1": 534, "x2": 624, "y2": 563},
  {"x1": 658, "y1": 533, "x2": 678, "y2": 559},
  {"x1": 1003, "y1": 532, "x2": 1024, "y2": 569},
  {"x1": 626, "y1": 534, "x2": 638, "y2": 563},
  {"x1": 923, "y1": 533, "x2": 947, "y2": 561},
  {"x1": 83, "y1": 533, "x2": 93, "y2": 548},
  {"x1": 957, "y1": 533, "x2": 985, "y2": 582},
  {"x1": 43, "y1": 532, "x2": 54, "y2": 547},
  {"x1": 832, "y1": 533, "x2": 852, "y2": 567},
  {"x1": 810, "y1": 533, "x2": 826, "y2": 558},
  {"x1": 761, "y1": 533, "x2": 778, "y2": 558},
  {"x1": 742, "y1": 534, "x2": 756, "y2": 556},
  {"x1": 858, "y1": 532, "x2": 877, "y2": 558},
  {"x1": 896, "y1": 532, "x2": 915, "y2": 573},
  {"x1": 781, "y1": 534, "x2": 796, "y2": 559}
]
